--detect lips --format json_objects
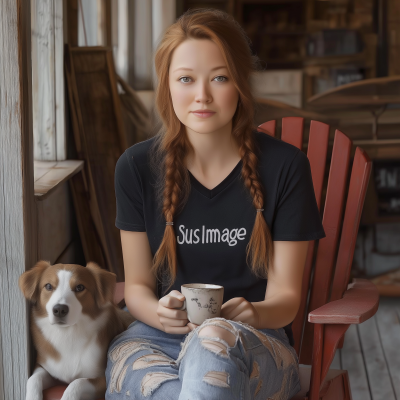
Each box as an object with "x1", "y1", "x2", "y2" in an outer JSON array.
[{"x1": 191, "y1": 111, "x2": 215, "y2": 118}]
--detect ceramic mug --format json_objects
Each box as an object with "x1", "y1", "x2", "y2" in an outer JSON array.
[{"x1": 178, "y1": 283, "x2": 224, "y2": 325}]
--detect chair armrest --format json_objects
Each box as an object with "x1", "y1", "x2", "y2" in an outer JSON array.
[
  {"x1": 308, "y1": 278, "x2": 379, "y2": 324},
  {"x1": 114, "y1": 281, "x2": 125, "y2": 306}
]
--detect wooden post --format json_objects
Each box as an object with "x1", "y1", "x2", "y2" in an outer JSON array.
[
  {"x1": 0, "y1": 0, "x2": 37, "y2": 399},
  {"x1": 31, "y1": 0, "x2": 65, "y2": 161}
]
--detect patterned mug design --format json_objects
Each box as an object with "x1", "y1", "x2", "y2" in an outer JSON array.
[{"x1": 190, "y1": 296, "x2": 218, "y2": 314}]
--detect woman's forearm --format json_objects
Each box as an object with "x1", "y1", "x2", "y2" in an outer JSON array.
[
  {"x1": 125, "y1": 284, "x2": 165, "y2": 332},
  {"x1": 251, "y1": 292, "x2": 300, "y2": 330}
]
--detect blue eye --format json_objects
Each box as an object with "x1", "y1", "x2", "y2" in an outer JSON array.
[
  {"x1": 178, "y1": 75, "x2": 228, "y2": 83},
  {"x1": 214, "y1": 76, "x2": 228, "y2": 82}
]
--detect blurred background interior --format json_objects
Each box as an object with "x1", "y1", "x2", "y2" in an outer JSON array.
[{"x1": 29, "y1": 1, "x2": 399, "y2": 399}]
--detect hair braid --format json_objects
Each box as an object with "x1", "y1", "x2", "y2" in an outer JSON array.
[
  {"x1": 151, "y1": 136, "x2": 191, "y2": 291},
  {"x1": 238, "y1": 130, "x2": 273, "y2": 278}
]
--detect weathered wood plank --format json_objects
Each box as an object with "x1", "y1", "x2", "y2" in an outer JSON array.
[
  {"x1": 341, "y1": 324, "x2": 371, "y2": 400},
  {"x1": 358, "y1": 315, "x2": 396, "y2": 400},
  {"x1": 31, "y1": 0, "x2": 65, "y2": 161},
  {"x1": 36, "y1": 182, "x2": 74, "y2": 265},
  {"x1": 34, "y1": 161, "x2": 57, "y2": 182},
  {"x1": 34, "y1": 160, "x2": 83, "y2": 198},
  {"x1": 55, "y1": 0, "x2": 65, "y2": 160},
  {"x1": 375, "y1": 297, "x2": 400, "y2": 398},
  {"x1": 31, "y1": 0, "x2": 56, "y2": 160},
  {"x1": 0, "y1": 1, "x2": 35, "y2": 399}
]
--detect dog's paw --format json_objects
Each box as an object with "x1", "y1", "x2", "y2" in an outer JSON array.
[
  {"x1": 26, "y1": 376, "x2": 44, "y2": 400},
  {"x1": 25, "y1": 390, "x2": 42, "y2": 400},
  {"x1": 60, "y1": 378, "x2": 97, "y2": 400}
]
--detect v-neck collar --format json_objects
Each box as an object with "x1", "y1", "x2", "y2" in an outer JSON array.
[{"x1": 188, "y1": 159, "x2": 243, "y2": 199}]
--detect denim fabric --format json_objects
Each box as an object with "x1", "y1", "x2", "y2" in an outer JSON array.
[{"x1": 105, "y1": 317, "x2": 301, "y2": 400}]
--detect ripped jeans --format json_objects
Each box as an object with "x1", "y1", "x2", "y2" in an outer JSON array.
[{"x1": 105, "y1": 317, "x2": 301, "y2": 400}]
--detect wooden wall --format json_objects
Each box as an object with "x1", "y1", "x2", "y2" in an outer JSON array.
[
  {"x1": 388, "y1": 0, "x2": 400, "y2": 76},
  {"x1": 0, "y1": 0, "x2": 36, "y2": 398},
  {"x1": 31, "y1": 0, "x2": 66, "y2": 161}
]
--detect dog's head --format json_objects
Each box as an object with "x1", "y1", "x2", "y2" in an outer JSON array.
[{"x1": 19, "y1": 260, "x2": 116, "y2": 327}]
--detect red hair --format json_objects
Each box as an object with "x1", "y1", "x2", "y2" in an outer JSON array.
[{"x1": 149, "y1": 8, "x2": 273, "y2": 292}]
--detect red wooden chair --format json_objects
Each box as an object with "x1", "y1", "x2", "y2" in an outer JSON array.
[{"x1": 43, "y1": 117, "x2": 378, "y2": 400}]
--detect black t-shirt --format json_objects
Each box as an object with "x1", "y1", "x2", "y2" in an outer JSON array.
[{"x1": 114, "y1": 130, "x2": 326, "y2": 346}]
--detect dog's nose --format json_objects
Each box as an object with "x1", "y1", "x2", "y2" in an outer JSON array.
[{"x1": 53, "y1": 304, "x2": 69, "y2": 318}]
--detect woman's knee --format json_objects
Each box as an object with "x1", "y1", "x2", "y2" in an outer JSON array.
[{"x1": 197, "y1": 319, "x2": 239, "y2": 356}]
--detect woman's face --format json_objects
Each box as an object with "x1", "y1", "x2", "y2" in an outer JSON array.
[{"x1": 168, "y1": 39, "x2": 239, "y2": 135}]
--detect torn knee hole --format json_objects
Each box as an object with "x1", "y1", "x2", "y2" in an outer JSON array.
[
  {"x1": 198, "y1": 325, "x2": 236, "y2": 347},
  {"x1": 203, "y1": 371, "x2": 230, "y2": 388},
  {"x1": 200, "y1": 338, "x2": 229, "y2": 357}
]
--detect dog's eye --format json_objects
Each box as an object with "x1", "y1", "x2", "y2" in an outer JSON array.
[
  {"x1": 45, "y1": 283, "x2": 52, "y2": 291},
  {"x1": 75, "y1": 284, "x2": 85, "y2": 292}
]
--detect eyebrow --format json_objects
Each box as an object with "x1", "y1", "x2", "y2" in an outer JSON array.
[{"x1": 172, "y1": 66, "x2": 227, "y2": 73}]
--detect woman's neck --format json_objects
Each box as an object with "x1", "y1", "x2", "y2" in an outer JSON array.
[{"x1": 185, "y1": 124, "x2": 241, "y2": 176}]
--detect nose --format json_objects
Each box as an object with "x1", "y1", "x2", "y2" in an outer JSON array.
[
  {"x1": 53, "y1": 304, "x2": 69, "y2": 318},
  {"x1": 195, "y1": 80, "x2": 212, "y2": 103}
]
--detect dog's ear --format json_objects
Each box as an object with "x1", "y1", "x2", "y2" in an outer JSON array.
[
  {"x1": 86, "y1": 261, "x2": 116, "y2": 307},
  {"x1": 19, "y1": 260, "x2": 51, "y2": 304}
]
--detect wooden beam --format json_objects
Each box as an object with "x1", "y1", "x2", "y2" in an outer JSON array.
[
  {"x1": 0, "y1": 0, "x2": 36, "y2": 398},
  {"x1": 65, "y1": 0, "x2": 78, "y2": 46},
  {"x1": 31, "y1": 0, "x2": 65, "y2": 160}
]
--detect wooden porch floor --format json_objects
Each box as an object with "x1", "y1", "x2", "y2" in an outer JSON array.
[{"x1": 330, "y1": 297, "x2": 400, "y2": 400}]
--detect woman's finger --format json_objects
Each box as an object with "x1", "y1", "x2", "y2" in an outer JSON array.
[
  {"x1": 159, "y1": 315, "x2": 189, "y2": 327},
  {"x1": 188, "y1": 322, "x2": 199, "y2": 331}
]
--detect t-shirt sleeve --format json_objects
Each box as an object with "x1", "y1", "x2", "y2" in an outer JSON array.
[
  {"x1": 114, "y1": 151, "x2": 146, "y2": 232},
  {"x1": 271, "y1": 149, "x2": 326, "y2": 241}
]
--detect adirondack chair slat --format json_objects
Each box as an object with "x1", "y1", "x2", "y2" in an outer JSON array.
[
  {"x1": 300, "y1": 129, "x2": 352, "y2": 365},
  {"x1": 257, "y1": 120, "x2": 276, "y2": 137},
  {"x1": 281, "y1": 117, "x2": 304, "y2": 150},
  {"x1": 291, "y1": 121, "x2": 330, "y2": 354},
  {"x1": 330, "y1": 148, "x2": 372, "y2": 302}
]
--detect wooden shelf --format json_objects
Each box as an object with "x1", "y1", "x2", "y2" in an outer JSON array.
[
  {"x1": 303, "y1": 52, "x2": 367, "y2": 67},
  {"x1": 34, "y1": 160, "x2": 84, "y2": 199},
  {"x1": 264, "y1": 30, "x2": 306, "y2": 36}
]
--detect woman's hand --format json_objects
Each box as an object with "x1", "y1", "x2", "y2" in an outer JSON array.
[
  {"x1": 186, "y1": 297, "x2": 261, "y2": 331},
  {"x1": 157, "y1": 290, "x2": 196, "y2": 334},
  {"x1": 220, "y1": 297, "x2": 260, "y2": 329}
]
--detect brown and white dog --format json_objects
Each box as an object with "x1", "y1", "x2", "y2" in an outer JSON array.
[{"x1": 19, "y1": 260, "x2": 135, "y2": 400}]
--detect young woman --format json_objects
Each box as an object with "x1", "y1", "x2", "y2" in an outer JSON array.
[{"x1": 105, "y1": 8, "x2": 325, "y2": 400}]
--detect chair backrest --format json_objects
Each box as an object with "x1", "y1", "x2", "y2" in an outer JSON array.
[{"x1": 257, "y1": 117, "x2": 372, "y2": 365}]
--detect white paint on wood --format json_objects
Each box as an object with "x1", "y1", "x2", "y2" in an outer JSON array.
[
  {"x1": 31, "y1": 0, "x2": 65, "y2": 161},
  {"x1": 341, "y1": 324, "x2": 371, "y2": 400},
  {"x1": 31, "y1": 0, "x2": 56, "y2": 160},
  {"x1": 375, "y1": 297, "x2": 400, "y2": 398},
  {"x1": 0, "y1": 1, "x2": 32, "y2": 398},
  {"x1": 358, "y1": 315, "x2": 396, "y2": 400},
  {"x1": 55, "y1": 0, "x2": 66, "y2": 160},
  {"x1": 152, "y1": 0, "x2": 176, "y2": 89},
  {"x1": 113, "y1": 0, "x2": 129, "y2": 81}
]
